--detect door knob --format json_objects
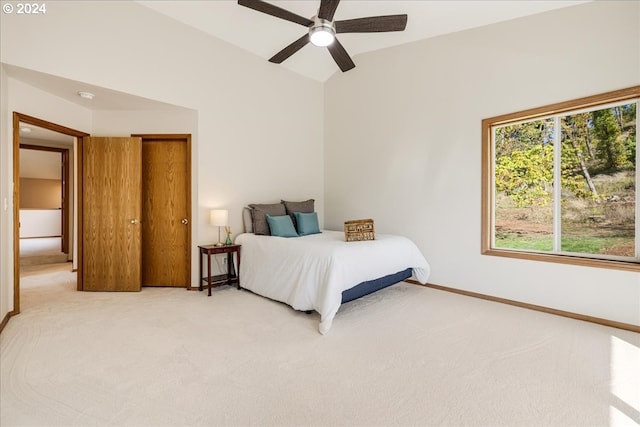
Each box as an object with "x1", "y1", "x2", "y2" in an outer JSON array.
[
  {"x1": 130, "y1": 219, "x2": 140, "y2": 224},
  {"x1": 181, "y1": 218, "x2": 189, "y2": 225}
]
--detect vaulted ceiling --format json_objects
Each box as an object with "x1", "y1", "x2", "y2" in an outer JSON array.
[{"x1": 138, "y1": 0, "x2": 590, "y2": 82}]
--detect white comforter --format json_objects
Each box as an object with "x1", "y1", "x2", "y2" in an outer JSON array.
[{"x1": 235, "y1": 230, "x2": 430, "y2": 334}]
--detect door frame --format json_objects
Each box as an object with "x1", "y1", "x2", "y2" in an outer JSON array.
[
  {"x1": 12, "y1": 112, "x2": 89, "y2": 314},
  {"x1": 133, "y1": 133, "x2": 192, "y2": 287},
  {"x1": 12, "y1": 118, "x2": 192, "y2": 313}
]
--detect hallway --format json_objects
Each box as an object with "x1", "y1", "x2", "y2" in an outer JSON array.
[{"x1": 20, "y1": 237, "x2": 68, "y2": 266}]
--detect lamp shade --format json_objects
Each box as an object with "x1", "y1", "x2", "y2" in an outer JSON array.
[{"x1": 210, "y1": 209, "x2": 228, "y2": 227}]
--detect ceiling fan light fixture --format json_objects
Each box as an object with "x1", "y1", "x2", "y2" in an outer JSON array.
[{"x1": 309, "y1": 17, "x2": 335, "y2": 47}]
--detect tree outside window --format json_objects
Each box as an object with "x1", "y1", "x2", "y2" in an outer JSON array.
[{"x1": 482, "y1": 86, "x2": 639, "y2": 271}]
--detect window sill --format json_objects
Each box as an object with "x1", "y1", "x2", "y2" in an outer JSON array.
[{"x1": 482, "y1": 247, "x2": 640, "y2": 273}]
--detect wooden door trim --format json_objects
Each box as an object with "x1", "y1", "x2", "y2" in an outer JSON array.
[
  {"x1": 19, "y1": 143, "x2": 70, "y2": 254},
  {"x1": 12, "y1": 112, "x2": 89, "y2": 314},
  {"x1": 133, "y1": 134, "x2": 192, "y2": 287}
]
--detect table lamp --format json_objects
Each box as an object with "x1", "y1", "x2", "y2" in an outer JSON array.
[{"x1": 210, "y1": 209, "x2": 229, "y2": 246}]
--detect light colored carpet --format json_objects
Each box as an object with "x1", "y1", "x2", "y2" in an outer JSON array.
[
  {"x1": 1, "y1": 265, "x2": 639, "y2": 427},
  {"x1": 20, "y1": 238, "x2": 67, "y2": 266}
]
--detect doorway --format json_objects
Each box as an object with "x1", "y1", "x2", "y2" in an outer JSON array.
[
  {"x1": 19, "y1": 144, "x2": 69, "y2": 267},
  {"x1": 12, "y1": 112, "x2": 89, "y2": 315}
]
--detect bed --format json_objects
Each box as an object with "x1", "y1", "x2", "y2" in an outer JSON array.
[{"x1": 235, "y1": 229, "x2": 430, "y2": 334}]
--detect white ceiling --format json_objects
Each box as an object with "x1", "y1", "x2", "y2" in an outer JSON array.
[
  {"x1": 4, "y1": 64, "x2": 183, "y2": 112},
  {"x1": 19, "y1": 125, "x2": 75, "y2": 145},
  {"x1": 4, "y1": 0, "x2": 591, "y2": 122},
  {"x1": 5, "y1": 63, "x2": 186, "y2": 145},
  {"x1": 138, "y1": 0, "x2": 590, "y2": 82}
]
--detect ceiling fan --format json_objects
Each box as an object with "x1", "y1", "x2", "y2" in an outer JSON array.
[{"x1": 237, "y1": 0, "x2": 408, "y2": 72}]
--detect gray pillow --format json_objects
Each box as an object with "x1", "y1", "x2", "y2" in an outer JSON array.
[
  {"x1": 249, "y1": 203, "x2": 286, "y2": 235},
  {"x1": 242, "y1": 207, "x2": 253, "y2": 233},
  {"x1": 282, "y1": 199, "x2": 315, "y2": 227}
]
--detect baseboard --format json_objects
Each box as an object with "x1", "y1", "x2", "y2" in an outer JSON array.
[
  {"x1": 3, "y1": 278, "x2": 633, "y2": 333},
  {"x1": 407, "y1": 280, "x2": 640, "y2": 333},
  {"x1": 0, "y1": 310, "x2": 17, "y2": 334}
]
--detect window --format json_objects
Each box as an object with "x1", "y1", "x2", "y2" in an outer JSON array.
[{"x1": 482, "y1": 86, "x2": 640, "y2": 271}]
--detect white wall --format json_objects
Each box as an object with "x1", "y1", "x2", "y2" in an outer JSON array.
[
  {"x1": 325, "y1": 1, "x2": 640, "y2": 326},
  {"x1": 0, "y1": 64, "x2": 10, "y2": 321},
  {"x1": 19, "y1": 210, "x2": 61, "y2": 238},
  {"x1": 0, "y1": 0, "x2": 324, "y2": 317},
  {"x1": 0, "y1": 76, "x2": 92, "y2": 321},
  {"x1": 19, "y1": 149, "x2": 62, "y2": 238},
  {"x1": 20, "y1": 149, "x2": 60, "y2": 179}
]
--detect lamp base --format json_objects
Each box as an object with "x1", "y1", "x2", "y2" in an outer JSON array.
[{"x1": 215, "y1": 227, "x2": 225, "y2": 246}]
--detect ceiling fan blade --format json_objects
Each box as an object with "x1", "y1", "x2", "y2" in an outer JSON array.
[
  {"x1": 317, "y1": 0, "x2": 340, "y2": 21},
  {"x1": 269, "y1": 34, "x2": 310, "y2": 64},
  {"x1": 335, "y1": 14, "x2": 408, "y2": 33},
  {"x1": 327, "y1": 38, "x2": 355, "y2": 72},
  {"x1": 238, "y1": 0, "x2": 313, "y2": 27}
]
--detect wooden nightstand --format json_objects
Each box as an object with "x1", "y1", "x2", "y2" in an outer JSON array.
[{"x1": 198, "y1": 244, "x2": 241, "y2": 296}]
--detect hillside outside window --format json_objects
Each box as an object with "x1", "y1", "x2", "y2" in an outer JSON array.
[{"x1": 482, "y1": 86, "x2": 640, "y2": 272}]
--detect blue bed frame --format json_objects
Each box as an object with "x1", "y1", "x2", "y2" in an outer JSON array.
[{"x1": 341, "y1": 268, "x2": 413, "y2": 304}]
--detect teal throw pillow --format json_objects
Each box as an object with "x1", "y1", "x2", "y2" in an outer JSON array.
[
  {"x1": 266, "y1": 214, "x2": 299, "y2": 237},
  {"x1": 294, "y1": 212, "x2": 321, "y2": 236}
]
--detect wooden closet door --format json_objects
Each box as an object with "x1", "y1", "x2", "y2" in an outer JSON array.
[
  {"x1": 141, "y1": 136, "x2": 191, "y2": 287},
  {"x1": 82, "y1": 137, "x2": 142, "y2": 291}
]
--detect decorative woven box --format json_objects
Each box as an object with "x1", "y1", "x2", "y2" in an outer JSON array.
[{"x1": 344, "y1": 219, "x2": 375, "y2": 242}]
